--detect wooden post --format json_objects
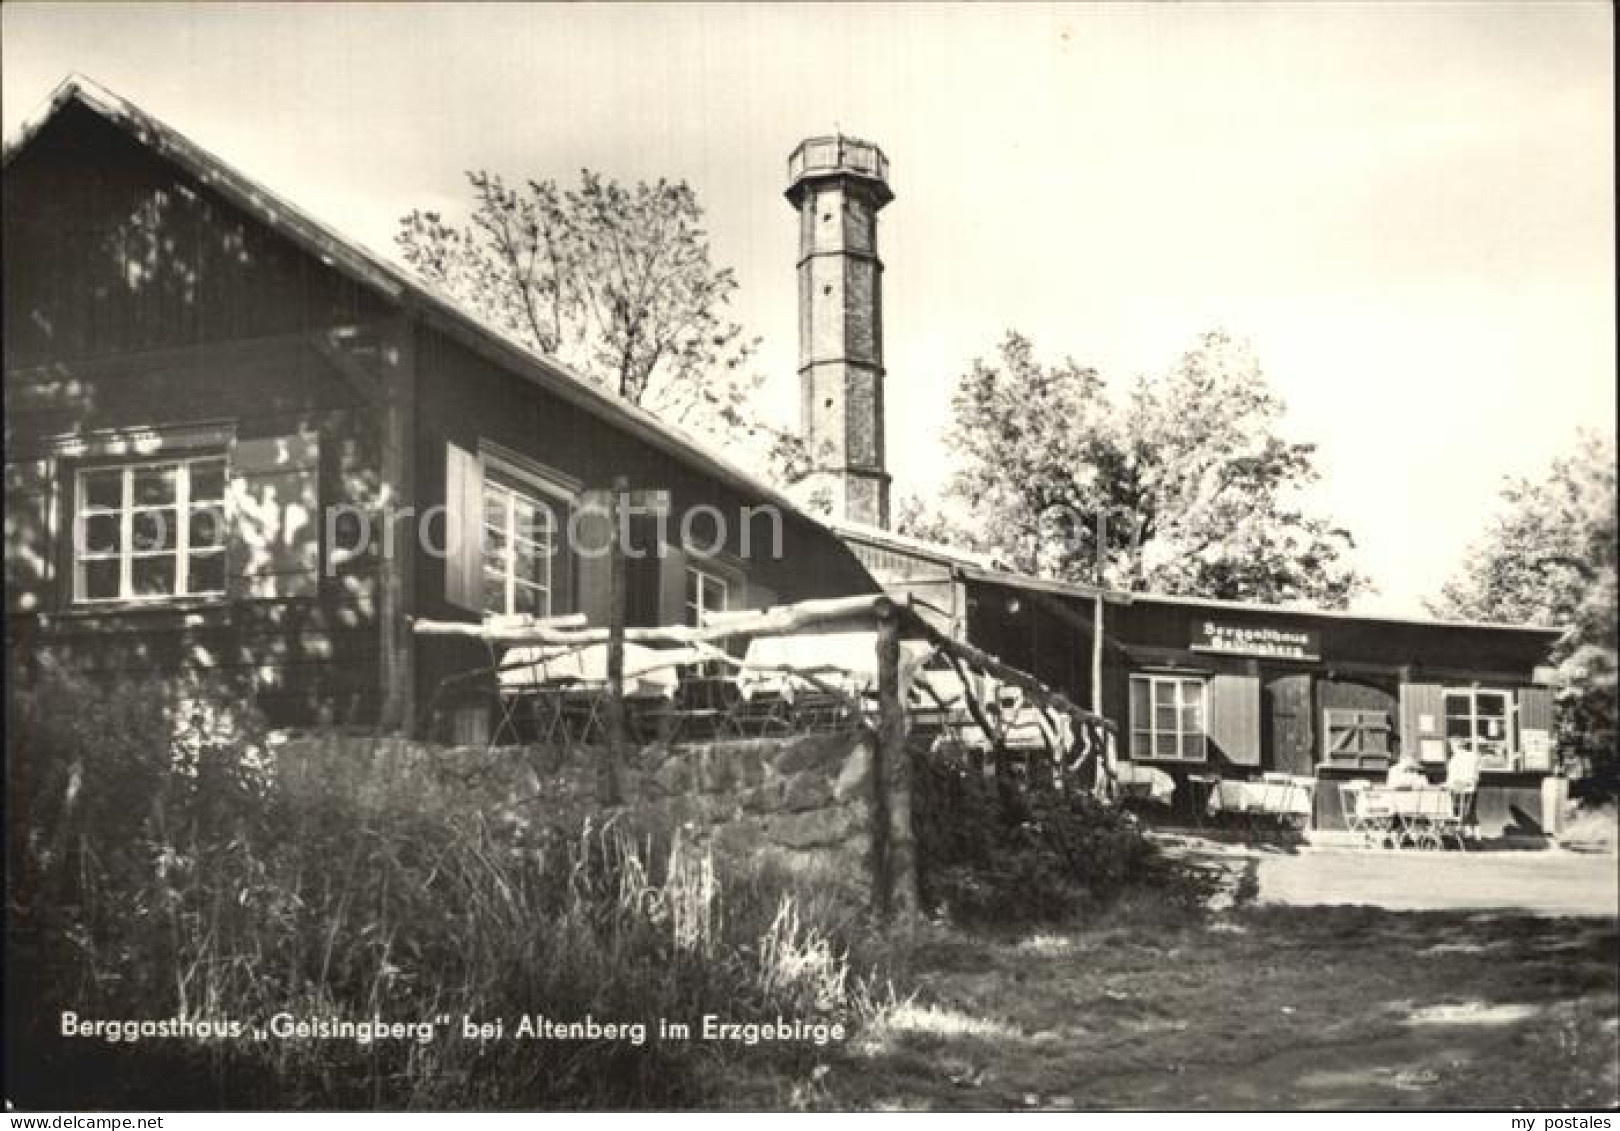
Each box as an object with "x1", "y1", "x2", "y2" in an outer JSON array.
[
  {"x1": 874, "y1": 601, "x2": 917, "y2": 922},
  {"x1": 601, "y1": 475, "x2": 628, "y2": 805},
  {"x1": 1092, "y1": 510, "x2": 1106, "y2": 717},
  {"x1": 377, "y1": 314, "x2": 417, "y2": 734},
  {"x1": 1091, "y1": 594, "x2": 1105, "y2": 714}
]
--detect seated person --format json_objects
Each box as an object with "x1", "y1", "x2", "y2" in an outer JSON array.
[
  {"x1": 1385, "y1": 751, "x2": 1428, "y2": 790},
  {"x1": 1445, "y1": 740, "x2": 1481, "y2": 790}
]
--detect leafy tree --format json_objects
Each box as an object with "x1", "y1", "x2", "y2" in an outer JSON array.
[
  {"x1": 397, "y1": 170, "x2": 783, "y2": 450},
  {"x1": 1429, "y1": 431, "x2": 1617, "y2": 791},
  {"x1": 902, "y1": 329, "x2": 1367, "y2": 608}
]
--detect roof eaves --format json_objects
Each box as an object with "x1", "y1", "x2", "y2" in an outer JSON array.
[
  {"x1": 954, "y1": 561, "x2": 1131, "y2": 605},
  {"x1": 1125, "y1": 590, "x2": 1566, "y2": 635},
  {"x1": 828, "y1": 517, "x2": 1000, "y2": 569}
]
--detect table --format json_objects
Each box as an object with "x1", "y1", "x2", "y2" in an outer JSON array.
[
  {"x1": 1114, "y1": 763, "x2": 1176, "y2": 805},
  {"x1": 499, "y1": 642, "x2": 700, "y2": 699},
  {"x1": 1207, "y1": 777, "x2": 1314, "y2": 829},
  {"x1": 1208, "y1": 778, "x2": 1314, "y2": 817},
  {"x1": 1355, "y1": 785, "x2": 1472, "y2": 849},
  {"x1": 496, "y1": 642, "x2": 703, "y2": 744},
  {"x1": 735, "y1": 632, "x2": 932, "y2": 700}
]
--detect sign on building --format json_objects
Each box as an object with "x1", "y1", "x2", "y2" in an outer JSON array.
[{"x1": 1190, "y1": 621, "x2": 1321, "y2": 661}]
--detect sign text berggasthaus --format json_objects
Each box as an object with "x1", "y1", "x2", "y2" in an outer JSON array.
[{"x1": 1190, "y1": 621, "x2": 1321, "y2": 661}]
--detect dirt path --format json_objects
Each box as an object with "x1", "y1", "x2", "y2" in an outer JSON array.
[
  {"x1": 753, "y1": 904, "x2": 1619, "y2": 1110},
  {"x1": 1254, "y1": 847, "x2": 1620, "y2": 918}
]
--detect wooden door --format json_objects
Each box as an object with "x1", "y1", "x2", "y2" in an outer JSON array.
[{"x1": 1264, "y1": 671, "x2": 1315, "y2": 776}]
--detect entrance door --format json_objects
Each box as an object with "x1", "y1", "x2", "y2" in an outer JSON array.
[{"x1": 1264, "y1": 671, "x2": 1315, "y2": 777}]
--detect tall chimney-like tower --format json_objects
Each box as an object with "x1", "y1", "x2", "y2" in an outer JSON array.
[{"x1": 786, "y1": 135, "x2": 892, "y2": 529}]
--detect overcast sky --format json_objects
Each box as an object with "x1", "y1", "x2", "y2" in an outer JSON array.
[{"x1": 4, "y1": 2, "x2": 1613, "y2": 616}]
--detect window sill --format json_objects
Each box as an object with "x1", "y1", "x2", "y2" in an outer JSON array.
[{"x1": 39, "y1": 599, "x2": 234, "y2": 631}]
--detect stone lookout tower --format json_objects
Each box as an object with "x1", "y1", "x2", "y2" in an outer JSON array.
[{"x1": 786, "y1": 135, "x2": 892, "y2": 529}]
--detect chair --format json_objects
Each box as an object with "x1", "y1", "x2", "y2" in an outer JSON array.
[
  {"x1": 723, "y1": 688, "x2": 795, "y2": 738},
  {"x1": 1432, "y1": 785, "x2": 1478, "y2": 850},
  {"x1": 1184, "y1": 773, "x2": 1218, "y2": 828},
  {"x1": 1339, "y1": 780, "x2": 1393, "y2": 848},
  {"x1": 667, "y1": 669, "x2": 735, "y2": 743}
]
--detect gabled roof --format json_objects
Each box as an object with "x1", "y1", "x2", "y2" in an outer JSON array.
[{"x1": 2, "y1": 75, "x2": 825, "y2": 529}]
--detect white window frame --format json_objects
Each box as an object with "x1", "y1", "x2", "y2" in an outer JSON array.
[
  {"x1": 684, "y1": 562, "x2": 729, "y2": 627},
  {"x1": 1130, "y1": 673, "x2": 1209, "y2": 762},
  {"x1": 480, "y1": 473, "x2": 564, "y2": 619},
  {"x1": 1443, "y1": 686, "x2": 1517, "y2": 768},
  {"x1": 72, "y1": 454, "x2": 227, "y2": 604}
]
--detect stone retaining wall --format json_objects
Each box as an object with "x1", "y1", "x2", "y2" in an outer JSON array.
[{"x1": 273, "y1": 728, "x2": 914, "y2": 916}]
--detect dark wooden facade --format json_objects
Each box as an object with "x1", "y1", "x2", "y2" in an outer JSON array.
[
  {"x1": 4, "y1": 80, "x2": 875, "y2": 735},
  {"x1": 409, "y1": 323, "x2": 879, "y2": 728},
  {"x1": 4, "y1": 98, "x2": 393, "y2": 726},
  {"x1": 1103, "y1": 596, "x2": 1561, "y2": 835},
  {"x1": 842, "y1": 524, "x2": 1564, "y2": 836}
]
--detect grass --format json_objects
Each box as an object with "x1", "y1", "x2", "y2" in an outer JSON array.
[
  {"x1": 5, "y1": 666, "x2": 893, "y2": 1110},
  {"x1": 730, "y1": 904, "x2": 1619, "y2": 1111},
  {"x1": 18, "y1": 665, "x2": 1608, "y2": 1111}
]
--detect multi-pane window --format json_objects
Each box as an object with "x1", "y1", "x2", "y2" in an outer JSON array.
[
  {"x1": 481, "y1": 476, "x2": 558, "y2": 618},
  {"x1": 1130, "y1": 674, "x2": 1207, "y2": 761},
  {"x1": 1444, "y1": 688, "x2": 1514, "y2": 767},
  {"x1": 74, "y1": 456, "x2": 227, "y2": 602},
  {"x1": 684, "y1": 565, "x2": 728, "y2": 627}
]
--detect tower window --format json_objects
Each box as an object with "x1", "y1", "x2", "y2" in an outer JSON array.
[{"x1": 822, "y1": 284, "x2": 833, "y2": 296}]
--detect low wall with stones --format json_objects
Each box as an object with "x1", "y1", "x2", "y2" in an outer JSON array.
[{"x1": 272, "y1": 728, "x2": 916, "y2": 917}]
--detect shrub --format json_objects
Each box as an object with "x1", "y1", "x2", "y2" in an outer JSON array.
[{"x1": 910, "y1": 741, "x2": 1214, "y2": 926}]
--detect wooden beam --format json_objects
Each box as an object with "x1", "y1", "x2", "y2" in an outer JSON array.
[
  {"x1": 941, "y1": 645, "x2": 1002, "y2": 750},
  {"x1": 377, "y1": 312, "x2": 417, "y2": 734},
  {"x1": 1091, "y1": 511, "x2": 1106, "y2": 719},
  {"x1": 874, "y1": 603, "x2": 917, "y2": 922},
  {"x1": 411, "y1": 593, "x2": 893, "y2": 647},
  {"x1": 1091, "y1": 593, "x2": 1105, "y2": 719},
  {"x1": 903, "y1": 607, "x2": 1115, "y2": 733},
  {"x1": 602, "y1": 477, "x2": 628, "y2": 805}
]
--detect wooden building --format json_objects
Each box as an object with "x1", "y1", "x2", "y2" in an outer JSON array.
[
  {"x1": 1, "y1": 78, "x2": 1569, "y2": 837},
  {"x1": 3, "y1": 78, "x2": 876, "y2": 735},
  {"x1": 838, "y1": 520, "x2": 1566, "y2": 837}
]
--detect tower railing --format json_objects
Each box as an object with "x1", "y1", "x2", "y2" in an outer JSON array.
[{"x1": 788, "y1": 136, "x2": 889, "y2": 185}]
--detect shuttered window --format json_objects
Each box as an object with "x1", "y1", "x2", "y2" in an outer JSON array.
[
  {"x1": 445, "y1": 442, "x2": 577, "y2": 617},
  {"x1": 1130, "y1": 674, "x2": 1207, "y2": 761},
  {"x1": 1323, "y1": 708, "x2": 1391, "y2": 761},
  {"x1": 73, "y1": 455, "x2": 227, "y2": 602}
]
